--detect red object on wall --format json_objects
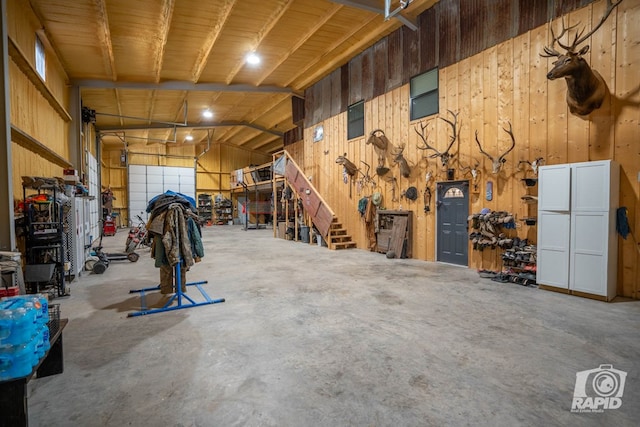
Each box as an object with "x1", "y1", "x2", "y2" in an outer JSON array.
[{"x1": 103, "y1": 219, "x2": 117, "y2": 236}]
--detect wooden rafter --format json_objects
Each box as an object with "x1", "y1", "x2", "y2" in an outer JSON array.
[
  {"x1": 191, "y1": 0, "x2": 237, "y2": 83},
  {"x1": 255, "y1": 3, "x2": 343, "y2": 86},
  {"x1": 220, "y1": 93, "x2": 290, "y2": 141},
  {"x1": 94, "y1": 0, "x2": 117, "y2": 80},
  {"x1": 292, "y1": 16, "x2": 398, "y2": 89},
  {"x1": 284, "y1": 14, "x2": 380, "y2": 88},
  {"x1": 224, "y1": 0, "x2": 294, "y2": 85},
  {"x1": 153, "y1": 0, "x2": 176, "y2": 83}
]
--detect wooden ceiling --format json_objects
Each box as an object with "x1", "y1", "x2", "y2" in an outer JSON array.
[{"x1": 29, "y1": 0, "x2": 438, "y2": 154}]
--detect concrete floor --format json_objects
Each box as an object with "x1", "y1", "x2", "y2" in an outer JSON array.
[{"x1": 28, "y1": 225, "x2": 640, "y2": 426}]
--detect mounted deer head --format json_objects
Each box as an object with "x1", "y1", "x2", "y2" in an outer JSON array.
[
  {"x1": 336, "y1": 153, "x2": 358, "y2": 177},
  {"x1": 392, "y1": 144, "x2": 411, "y2": 178},
  {"x1": 459, "y1": 159, "x2": 481, "y2": 181},
  {"x1": 415, "y1": 110, "x2": 459, "y2": 168},
  {"x1": 540, "y1": 0, "x2": 623, "y2": 116},
  {"x1": 519, "y1": 157, "x2": 545, "y2": 176},
  {"x1": 475, "y1": 122, "x2": 516, "y2": 174}
]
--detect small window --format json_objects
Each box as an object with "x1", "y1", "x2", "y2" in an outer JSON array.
[
  {"x1": 444, "y1": 187, "x2": 464, "y2": 198},
  {"x1": 347, "y1": 100, "x2": 364, "y2": 140},
  {"x1": 410, "y1": 68, "x2": 438, "y2": 120},
  {"x1": 35, "y1": 35, "x2": 46, "y2": 80}
]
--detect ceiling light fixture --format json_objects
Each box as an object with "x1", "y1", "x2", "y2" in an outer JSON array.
[
  {"x1": 185, "y1": 135, "x2": 194, "y2": 141},
  {"x1": 246, "y1": 52, "x2": 260, "y2": 65},
  {"x1": 202, "y1": 109, "x2": 213, "y2": 119}
]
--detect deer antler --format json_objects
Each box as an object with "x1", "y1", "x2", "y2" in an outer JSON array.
[
  {"x1": 415, "y1": 110, "x2": 459, "y2": 167},
  {"x1": 475, "y1": 122, "x2": 516, "y2": 174},
  {"x1": 440, "y1": 109, "x2": 459, "y2": 154},
  {"x1": 541, "y1": 19, "x2": 581, "y2": 57},
  {"x1": 475, "y1": 130, "x2": 495, "y2": 163},
  {"x1": 415, "y1": 121, "x2": 440, "y2": 157},
  {"x1": 498, "y1": 122, "x2": 516, "y2": 164}
]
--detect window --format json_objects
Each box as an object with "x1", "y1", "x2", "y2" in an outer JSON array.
[
  {"x1": 35, "y1": 35, "x2": 46, "y2": 80},
  {"x1": 410, "y1": 68, "x2": 438, "y2": 120},
  {"x1": 444, "y1": 187, "x2": 464, "y2": 198},
  {"x1": 347, "y1": 100, "x2": 364, "y2": 140}
]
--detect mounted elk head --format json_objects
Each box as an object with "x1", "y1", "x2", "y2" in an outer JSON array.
[
  {"x1": 391, "y1": 144, "x2": 411, "y2": 178},
  {"x1": 336, "y1": 153, "x2": 358, "y2": 177},
  {"x1": 519, "y1": 157, "x2": 545, "y2": 176},
  {"x1": 475, "y1": 122, "x2": 516, "y2": 174},
  {"x1": 415, "y1": 110, "x2": 459, "y2": 168},
  {"x1": 540, "y1": 0, "x2": 623, "y2": 116}
]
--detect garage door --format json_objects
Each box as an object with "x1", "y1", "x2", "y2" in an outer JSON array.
[{"x1": 128, "y1": 165, "x2": 196, "y2": 223}]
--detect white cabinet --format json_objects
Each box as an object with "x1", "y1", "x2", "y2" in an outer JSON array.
[{"x1": 537, "y1": 160, "x2": 619, "y2": 301}]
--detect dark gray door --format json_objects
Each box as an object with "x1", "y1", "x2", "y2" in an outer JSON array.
[{"x1": 436, "y1": 181, "x2": 469, "y2": 266}]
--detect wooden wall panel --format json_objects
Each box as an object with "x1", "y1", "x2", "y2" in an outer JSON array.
[
  {"x1": 460, "y1": 0, "x2": 485, "y2": 59},
  {"x1": 373, "y1": 39, "x2": 388, "y2": 98},
  {"x1": 349, "y1": 54, "x2": 363, "y2": 105},
  {"x1": 361, "y1": 49, "x2": 374, "y2": 102},
  {"x1": 298, "y1": 0, "x2": 640, "y2": 298},
  {"x1": 418, "y1": 7, "x2": 438, "y2": 73},
  {"x1": 437, "y1": 0, "x2": 460, "y2": 68},
  {"x1": 402, "y1": 25, "x2": 420, "y2": 83},
  {"x1": 387, "y1": 30, "x2": 403, "y2": 90},
  {"x1": 518, "y1": 0, "x2": 549, "y2": 34},
  {"x1": 485, "y1": 0, "x2": 515, "y2": 49},
  {"x1": 330, "y1": 69, "x2": 342, "y2": 117}
]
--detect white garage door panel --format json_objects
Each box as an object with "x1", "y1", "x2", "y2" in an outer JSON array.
[
  {"x1": 129, "y1": 182, "x2": 146, "y2": 193},
  {"x1": 147, "y1": 166, "x2": 163, "y2": 176},
  {"x1": 128, "y1": 165, "x2": 195, "y2": 224}
]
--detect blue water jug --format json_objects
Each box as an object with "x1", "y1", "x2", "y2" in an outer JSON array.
[{"x1": 0, "y1": 309, "x2": 12, "y2": 342}]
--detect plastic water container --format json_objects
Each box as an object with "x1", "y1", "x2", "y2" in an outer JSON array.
[
  {"x1": 0, "y1": 344, "x2": 14, "y2": 380},
  {"x1": 0, "y1": 309, "x2": 12, "y2": 341},
  {"x1": 4, "y1": 341, "x2": 35, "y2": 379}
]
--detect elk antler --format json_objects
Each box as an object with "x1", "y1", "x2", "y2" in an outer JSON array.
[
  {"x1": 542, "y1": 0, "x2": 623, "y2": 55},
  {"x1": 475, "y1": 122, "x2": 516, "y2": 174},
  {"x1": 415, "y1": 110, "x2": 459, "y2": 167}
]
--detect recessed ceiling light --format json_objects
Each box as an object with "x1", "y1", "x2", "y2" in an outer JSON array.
[
  {"x1": 185, "y1": 135, "x2": 194, "y2": 141},
  {"x1": 202, "y1": 109, "x2": 213, "y2": 119},
  {"x1": 246, "y1": 52, "x2": 260, "y2": 65}
]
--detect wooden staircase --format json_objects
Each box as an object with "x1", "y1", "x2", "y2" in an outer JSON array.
[
  {"x1": 328, "y1": 218, "x2": 357, "y2": 250},
  {"x1": 279, "y1": 151, "x2": 356, "y2": 250}
]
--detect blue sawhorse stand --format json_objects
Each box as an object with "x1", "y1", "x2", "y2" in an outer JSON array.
[{"x1": 128, "y1": 262, "x2": 225, "y2": 317}]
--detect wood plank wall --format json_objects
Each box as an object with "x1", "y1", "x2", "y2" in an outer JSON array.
[
  {"x1": 8, "y1": 0, "x2": 70, "y2": 200},
  {"x1": 296, "y1": 0, "x2": 640, "y2": 298}
]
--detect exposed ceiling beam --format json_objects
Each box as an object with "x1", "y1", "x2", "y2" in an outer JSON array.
[
  {"x1": 255, "y1": 4, "x2": 343, "y2": 86},
  {"x1": 225, "y1": 0, "x2": 294, "y2": 85},
  {"x1": 329, "y1": 0, "x2": 417, "y2": 30},
  {"x1": 94, "y1": 0, "x2": 117, "y2": 79},
  {"x1": 153, "y1": 0, "x2": 175, "y2": 83},
  {"x1": 284, "y1": 15, "x2": 379, "y2": 89},
  {"x1": 219, "y1": 93, "x2": 290, "y2": 141},
  {"x1": 191, "y1": 0, "x2": 237, "y2": 83},
  {"x1": 74, "y1": 79, "x2": 296, "y2": 94},
  {"x1": 97, "y1": 121, "x2": 283, "y2": 137}
]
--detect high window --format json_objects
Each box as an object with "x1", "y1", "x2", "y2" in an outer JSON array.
[
  {"x1": 347, "y1": 100, "x2": 364, "y2": 140},
  {"x1": 410, "y1": 68, "x2": 438, "y2": 120}
]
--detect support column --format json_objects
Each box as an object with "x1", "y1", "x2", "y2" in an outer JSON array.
[
  {"x1": 68, "y1": 85, "x2": 82, "y2": 171},
  {"x1": 0, "y1": 0, "x2": 16, "y2": 251}
]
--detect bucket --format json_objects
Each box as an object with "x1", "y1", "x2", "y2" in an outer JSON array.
[{"x1": 300, "y1": 226, "x2": 310, "y2": 243}]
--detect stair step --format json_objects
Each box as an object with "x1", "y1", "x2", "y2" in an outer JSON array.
[
  {"x1": 330, "y1": 235, "x2": 352, "y2": 242},
  {"x1": 330, "y1": 228, "x2": 347, "y2": 235},
  {"x1": 333, "y1": 242, "x2": 357, "y2": 249}
]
